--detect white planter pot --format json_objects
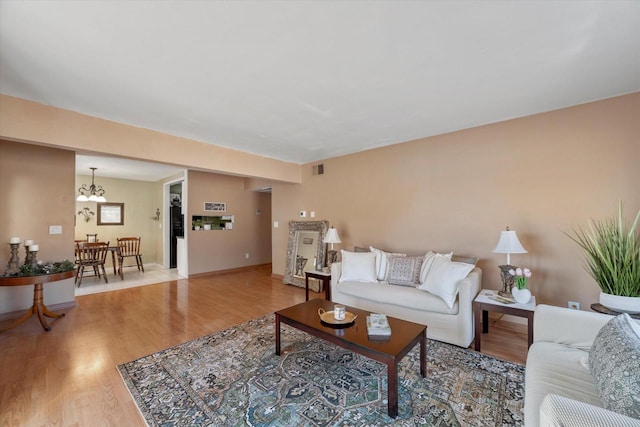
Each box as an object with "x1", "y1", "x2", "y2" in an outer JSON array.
[
  {"x1": 204, "y1": 224, "x2": 211, "y2": 230},
  {"x1": 600, "y1": 292, "x2": 640, "y2": 314},
  {"x1": 512, "y1": 287, "x2": 532, "y2": 304}
]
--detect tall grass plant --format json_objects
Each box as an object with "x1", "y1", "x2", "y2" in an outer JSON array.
[{"x1": 567, "y1": 203, "x2": 640, "y2": 297}]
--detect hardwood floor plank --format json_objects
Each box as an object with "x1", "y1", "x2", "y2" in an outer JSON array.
[{"x1": 0, "y1": 265, "x2": 528, "y2": 426}]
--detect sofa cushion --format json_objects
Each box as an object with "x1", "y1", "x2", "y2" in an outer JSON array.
[
  {"x1": 385, "y1": 255, "x2": 423, "y2": 287},
  {"x1": 338, "y1": 250, "x2": 377, "y2": 283},
  {"x1": 524, "y1": 342, "x2": 602, "y2": 427},
  {"x1": 418, "y1": 254, "x2": 474, "y2": 309},
  {"x1": 451, "y1": 254, "x2": 479, "y2": 265},
  {"x1": 336, "y1": 280, "x2": 458, "y2": 314},
  {"x1": 370, "y1": 246, "x2": 406, "y2": 281},
  {"x1": 589, "y1": 313, "x2": 640, "y2": 419}
]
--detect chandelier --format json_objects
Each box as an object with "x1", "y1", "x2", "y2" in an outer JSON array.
[{"x1": 77, "y1": 167, "x2": 107, "y2": 202}]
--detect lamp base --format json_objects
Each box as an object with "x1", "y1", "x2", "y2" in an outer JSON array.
[
  {"x1": 327, "y1": 250, "x2": 338, "y2": 265},
  {"x1": 498, "y1": 264, "x2": 516, "y2": 298}
]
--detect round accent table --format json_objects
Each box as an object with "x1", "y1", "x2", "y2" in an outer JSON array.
[
  {"x1": 0, "y1": 270, "x2": 75, "y2": 332},
  {"x1": 590, "y1": 303, "x2": 640, "y2": 320}
]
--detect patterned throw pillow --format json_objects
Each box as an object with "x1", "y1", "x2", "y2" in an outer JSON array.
[
  {"x1": 589, "y1": 313, "x2": 640, "y2": 418},
  {"x1": 385, "y1": 255, "x2": 423, "y2": 287},
  {"x1": 369, "y1": 246, "x2": 407, "y2": 281}
]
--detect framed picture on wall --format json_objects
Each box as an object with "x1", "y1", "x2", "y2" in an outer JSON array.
[
  {"x1": 97, "y1": 202, "x2": 124, "y2": 225},
  {"x1": 204, "y1": 202, "x2": 226, "y2": 212}
]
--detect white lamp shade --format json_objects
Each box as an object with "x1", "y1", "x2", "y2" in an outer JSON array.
[
  {"x1": 323, "y1": 228, "x2": 341, "y2": 244},
  {"x1": 493, "y1": 230, "x2": 527, "y2": 254},
  {"x1": 493, "y1": 229, "x2": 527, "y2": 265},
  {"x1": 76, "y1": 194, "x2": 89, "y2": 202}
]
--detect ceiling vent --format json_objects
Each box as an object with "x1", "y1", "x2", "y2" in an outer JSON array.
[{"x1": 312, "y1": 164, "x2": 324, "y2": 175}]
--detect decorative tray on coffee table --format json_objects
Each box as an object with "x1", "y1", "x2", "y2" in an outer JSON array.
[{"x1": 318, "y1": 308, "x2": 358, "y2": 327}]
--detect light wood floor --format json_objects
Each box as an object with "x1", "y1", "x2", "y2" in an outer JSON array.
[{"x1": 0, "y1": 265, "x2": 528, "y2": 427}]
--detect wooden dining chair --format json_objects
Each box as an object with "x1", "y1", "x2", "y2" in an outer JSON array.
[
  {"x1": 86, "y1": 233, "x2": 98, "y2": 243},
  {"x1": 117, "y1": 237, "x2": 144, "y2": 273},
  {"x1": 75, "y1": 241, "x2": 109, "y2": 286}
]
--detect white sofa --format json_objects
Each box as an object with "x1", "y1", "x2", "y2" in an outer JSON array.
[
  {"x1": 525, "y1": 304, "x2": 640, "y2": 426},
  {"x1": 330, "y1": 255, "x2": 482, "y2": 348}
]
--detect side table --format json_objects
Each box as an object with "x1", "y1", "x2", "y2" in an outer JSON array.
[
  {"x1": 304, "y1": 270, "x2": 331, "y2": 301},
  {"x1": 0, "y1": 270, "x2": 75, "y2": 332},
  {"x1": 473, "y1": 289, "x2": 536, "y2": 352},
  {"x1": 591, "y1": 303, "x2": 640, "y2": 319}
]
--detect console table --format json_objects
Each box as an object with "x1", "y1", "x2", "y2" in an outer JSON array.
[{"x1": 0, "y1": 270, "x2": 75, "y2": 332}]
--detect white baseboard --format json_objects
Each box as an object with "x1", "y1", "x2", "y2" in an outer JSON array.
[{"x1": 0, "y1": 300, "x2": 77, "y2": 322}]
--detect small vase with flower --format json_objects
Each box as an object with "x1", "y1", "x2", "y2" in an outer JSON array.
[{"x1": 510, "y1": 267, "x2": 532, "y2": 304}]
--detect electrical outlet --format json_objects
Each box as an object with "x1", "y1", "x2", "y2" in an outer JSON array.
[
  {"x1": 568, "y1": 301, "x2": 580, "y2": 310},
  {"x1": 245, "y1": 253, "x2": 250, "y2": 259}
]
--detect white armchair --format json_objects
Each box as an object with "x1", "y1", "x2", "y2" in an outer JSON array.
[{"x1": 524, "y1": 304, "x2": 640, "y2": 426}]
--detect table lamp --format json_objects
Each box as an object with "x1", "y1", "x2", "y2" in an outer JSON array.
[
  {"x1": 322, "y1": 227, "x2": 341, "y2": 269},
  {"x1": 492, "y1": 226, "x2": 527, "y2": 297}
]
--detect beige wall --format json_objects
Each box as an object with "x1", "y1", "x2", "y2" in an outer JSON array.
[
  {"x1": 272, "y1": 93, "x2": 640, "y2": 310},
  {"x1": 187, "y1": 170, "x2": 272, "y2": 275},
  {"x1": 0, "y1": 141, "x2": 76, "y2": 313},
  {"x1": 0, "y1": 94, "x2": 301, "y2": 184},
  {"x1": 74, "y1": 175, "x2": 160, "y2": 270}
]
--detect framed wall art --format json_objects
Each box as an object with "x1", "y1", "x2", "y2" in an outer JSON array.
[
  {"x1": 204, "y1": 202, "x2": 226, "y2": 212},
  {"x1": 97, "y1": 202, "x2": 124, "y2": 226}
]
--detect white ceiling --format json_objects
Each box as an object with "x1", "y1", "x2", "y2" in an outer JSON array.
[{"x1": 1, "y1": 1, "x2": 639, "y2": 177}]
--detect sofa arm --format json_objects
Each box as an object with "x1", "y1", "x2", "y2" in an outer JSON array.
[
  {"x1": 539, "y1": 394, "x2": 640, "y2": 427},
  {"x1": 458, "y1": 267, "x2": 482, "y2": 307},
  {"x1": 533, "y1": 304, "x2": 612, "y2": 350}
]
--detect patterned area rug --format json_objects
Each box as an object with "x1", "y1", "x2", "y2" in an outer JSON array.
[{"x1": 118, "y1": 314, "x2": 524, "y2": 426}]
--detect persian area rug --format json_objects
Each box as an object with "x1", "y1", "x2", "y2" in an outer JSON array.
[{"x1": 118, "y1": 314, "x2": 525, "y2": 426}]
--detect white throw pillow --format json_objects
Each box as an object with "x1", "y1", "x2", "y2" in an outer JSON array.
[
  {"x1": 419, "y1": 251, "x2": 453, "y2": 284},
  {"x1": 339, "y1": 250, "x2": 377, "y2": 283},
  {"x1": 369, "y1": 246, "x2": 406, "y2": 281},
  {"x1": 418, "y1": 254, "x2": 474, "y2": 308}
]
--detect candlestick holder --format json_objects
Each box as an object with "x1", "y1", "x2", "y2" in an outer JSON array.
[
  {"x1": 4, "y1": 243, "x2": 21, "y2": 276},
  {"x1": 29, "y1": 251, "x2": 39, "y2": 267},
  {"x1": 24, "y1": 246, "x2": 35, "y2": 266}
]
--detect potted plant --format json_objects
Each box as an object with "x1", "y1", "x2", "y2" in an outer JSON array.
[
  {"x1": 567, "y1": 203, "x2": 640, "y2": 313},
  {"x1": 509, "y1": 267, "x2": 532, "y2": 304}
]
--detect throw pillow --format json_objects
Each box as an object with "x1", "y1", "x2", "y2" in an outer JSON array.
[
  {"x1": 338, "y1": 250, "x2": 377, "y2": 283},
  {"x1": 353, "y1": 246, "x2": 370, "y2": 253},
  {"x1": 589, "y1": 313, "x2": 640, "y2": 418},
  {"x1": 419, "y1": 251, "x2": 453, "y2": 284},
  {"x1": 369, "y1": 246, "x2": 406, "y2": 281},
  {"x1": 418, "y1": 254, "x2": 474, "y2": 309},
  {"x1": 385, "y1": 255, "x2": 424, "y2": 287}
]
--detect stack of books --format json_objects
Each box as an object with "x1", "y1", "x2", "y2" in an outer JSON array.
[{"x1": 366, "y1": 313, "x2": 392, "y2": 339}]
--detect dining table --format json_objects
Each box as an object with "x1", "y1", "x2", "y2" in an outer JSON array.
[{"x1": 107, "y1": 245, "x2": 124, "y2": 279}]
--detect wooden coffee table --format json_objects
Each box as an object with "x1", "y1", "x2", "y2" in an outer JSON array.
[{"x1": 275, "y1": 299, "x2": 427, "y2": 418}]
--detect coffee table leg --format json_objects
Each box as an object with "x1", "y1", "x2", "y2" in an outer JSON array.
[
  {"x1": 275, "y1": 313, "x2": 281, "y2": 355},
  {"x1": 387, "y1": 362, "x2": 398, "y2": 418}
]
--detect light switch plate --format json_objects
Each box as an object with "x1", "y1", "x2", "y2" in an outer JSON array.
[{"x1": 49, "y1": 225, "x2": 62, "y2": 235}]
